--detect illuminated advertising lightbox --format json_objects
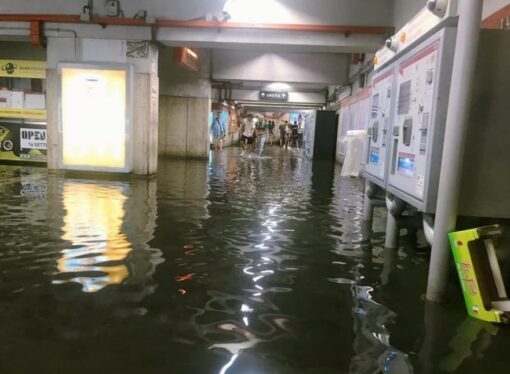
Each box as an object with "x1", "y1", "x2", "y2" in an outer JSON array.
[{"x1": 58, "y1": 64, "x2": 133, "y2": 173}]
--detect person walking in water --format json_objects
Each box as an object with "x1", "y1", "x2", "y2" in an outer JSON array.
[
  {"x1": 290, "y1": 121, "x2": 300, "y2": 148},
  {"x1": 285, "y1": 121, "x2": 292, "y2": 149},
  {"x1": 268, "y1": 120, "x2": 275, "y2": 146},
  {"x1": 256, "y1": 119, "x2": 269, "y2": 157},
  {"x1": 241, "y1": 114, "x2": 256, "y2": 155},
  {"x1": 279, "y1": 121, "x2": 287, "y2": 148},
  {"x1": 211, "y1": 111, "x2": 225, "y2": 151}
]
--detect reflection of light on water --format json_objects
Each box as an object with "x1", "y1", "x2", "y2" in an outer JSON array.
[
  {"x1": 54, "y1": 183, "x2": 131, "y2": 293},
  {"x1": 348, "y1": 283, "x2": 413, "y2": 374},
  {"x1": 210, "y1": 323, "x2": 264, "y2": 354},
  {"x1": 219, "y1": 353, "x2": 239, "y2": 374}
]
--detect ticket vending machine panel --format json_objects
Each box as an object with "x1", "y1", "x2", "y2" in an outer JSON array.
[
  {"x1": 387, "y1": 28, "x2": 510, "y2": 218},
  {"x1": 304, "y1": 111, "x2": 316, "y2": 159},
  {"x1": 387, "y1": 28, "x2": 457, "y2": 212},
  {"x1": 365, "y1": 65, "x2": 396, "y2": 188}
]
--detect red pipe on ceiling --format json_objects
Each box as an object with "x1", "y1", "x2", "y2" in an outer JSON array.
[
  {"x1": 0, "y1": 13, "x2": 393, "y2": 35},
  {"x1": 0, "y1": 14, "x2": 82, "y2": 23},
  {"x1": 0, "y1": 14, "x2": 148, "y2": 26}
]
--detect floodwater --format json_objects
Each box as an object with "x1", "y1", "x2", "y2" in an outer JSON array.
[{"x1": 1, "y1": 147, "x2": 509, "y2": 373}]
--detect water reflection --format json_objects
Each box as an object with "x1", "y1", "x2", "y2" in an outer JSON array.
[
  {"x1": 53, "y1": 178, "x2": 163, "y2": 294},
  {"x1": 1, "y1": 150, "x2": 510, "y2": 373},
  {"x1": 55, "y1": 182, "x2": 130, "y2": 292},
  {"x1": 438, "y1": 318, "x2": 498, "y2": 372},
  {"x1": 417, "y1": 301, "x2": 500, "y2": 374}
]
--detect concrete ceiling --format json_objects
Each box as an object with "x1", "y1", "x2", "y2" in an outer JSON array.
[
  {"x1": 0, "y1": 0, "x2": 228, "y2": 20},
  {"x1": 0, "y1": 0, "x2": 394, "y2": 25}
]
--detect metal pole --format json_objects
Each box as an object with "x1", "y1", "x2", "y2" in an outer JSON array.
[
  {"x1": 426, "y1": 0, "x2": 483, "y2": 303},
  {"x1": 385, "y1": 212, "x2": 400, "y2": 249},
  {"x1": 384, "y1": 193, "x2": 406, "y2": 249},
  {"x1": 362, "y1": 180, "x2": 375, "y2": 223}
]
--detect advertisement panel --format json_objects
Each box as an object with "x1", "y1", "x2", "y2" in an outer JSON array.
[
  {"x1": 59, "y1": 64, "x2": 132, "y2": 173},
  {"x1": 0, "y1": 59, "x2": 46, "y2": 79},
  {"x1": 0, "y1": 122, "x2": 47, "y2": 163}
]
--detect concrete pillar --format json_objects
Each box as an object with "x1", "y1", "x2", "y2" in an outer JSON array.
[
  {"x1": 46, "y1": 69, "x2": 58, "y2": 171},
  {"x1": 158, "y1": 47, "x2": 212, "y2": 159},
  {"x1": 45, "y1": 37, "x2": 159, "y2": 175},
  {"x1": 158, "y1": 96, "x2": 211, "y2": 158},
  {"x1": 133, "y1": 72, "x2": 159, "y2": 174}
]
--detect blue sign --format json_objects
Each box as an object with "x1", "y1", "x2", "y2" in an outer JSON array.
[
  {"x1": 398, "y1": 154, "x2": 415, "y2": 177},
  {"x1": 370, "y1": 150, "x2": 380, "y2": 164}
]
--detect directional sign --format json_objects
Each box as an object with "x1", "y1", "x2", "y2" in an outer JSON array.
[{"x1": 259, "y1": 91, "x2": 289, "y2": 101}]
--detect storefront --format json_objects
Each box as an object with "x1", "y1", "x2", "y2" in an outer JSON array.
[{"x1": 0, "y1": 58, "x2": 47, "y2": 164}]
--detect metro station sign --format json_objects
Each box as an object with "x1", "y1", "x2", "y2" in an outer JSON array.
[{"x1": 259, "y1": 91, "x2": 289, "y2": 102}]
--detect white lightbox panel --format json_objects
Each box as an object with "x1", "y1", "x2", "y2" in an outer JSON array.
[{"x1": 58, "y1": 63, "x2": 133, "y2": 173}]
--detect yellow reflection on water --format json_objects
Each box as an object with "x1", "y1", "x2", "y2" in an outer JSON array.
[{"x1": 54, "y1": 182, "x2": 131, "y2": 292}]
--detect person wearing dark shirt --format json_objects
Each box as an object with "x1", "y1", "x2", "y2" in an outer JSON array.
[
  {"x1": 268, "y1": 121, "x2": 275, "y2": 146},
  {"x1": 279, "y1": 121, "x2": 288, "y2": 148},
  {"x1": 290, "y1": 121, "x2": 299, "y2": 148}
]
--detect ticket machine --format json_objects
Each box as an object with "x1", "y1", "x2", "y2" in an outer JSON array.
[
  {"x1": 387, "y1": 27, "x2": 457, "y2": 213},
  {"x1": 365, "y1": 65, "x2": 397, "y2": 189},
  {"x1": 386, "y1": 29, "x2": 510, "y2": 220}
]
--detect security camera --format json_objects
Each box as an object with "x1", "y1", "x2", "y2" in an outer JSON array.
[
  {"x1": 385, "y1": 36, "x2": 399, "y2": 52},
  {"x1": 426, "y1": 0, "x2": 449, "y2": 17}
]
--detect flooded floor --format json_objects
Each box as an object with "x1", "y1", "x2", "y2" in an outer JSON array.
[{"x1": 1, "y1": 147, "x2": 509, "y2": 373}]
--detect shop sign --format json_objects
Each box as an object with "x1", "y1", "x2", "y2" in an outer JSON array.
[
  {"x1": 0, "y1": 108, "x2": 47, "y2": 120},
  {"x1": 174, "y1": 47, "x2": 199, "y2": 72},
  {"x1": 259, "y1": 91, "x2": 289, "y2": 101},
  {"x1": 0, "y1": 60, "x2": 46, "y2": 79},
  {"x1": 0, "y1": 122, "x2": 47, "y2": 163}
]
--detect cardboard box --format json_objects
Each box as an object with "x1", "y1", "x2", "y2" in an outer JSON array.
[
  {"x1": 0, "y1": 91, "x2": 10, "y2": 108},
  {"x1": 24, "y1": 93, "x2": 46, "y2": 109},
  {"x1": 10, "y1": 91, "x2": 24, "y2": 108}
]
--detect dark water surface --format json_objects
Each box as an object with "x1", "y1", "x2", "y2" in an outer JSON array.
[{"x1": 1, "y1": 147, "x2": 509, "y2": 373}]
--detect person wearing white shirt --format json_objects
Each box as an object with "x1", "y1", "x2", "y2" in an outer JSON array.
[{"x1": 241, "y1": 114, "x2": 256, "y2": 154}]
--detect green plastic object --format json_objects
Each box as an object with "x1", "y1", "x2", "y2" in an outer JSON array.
[{"x1": 449, "y1": 225, "x2": 510, "y2": 324}]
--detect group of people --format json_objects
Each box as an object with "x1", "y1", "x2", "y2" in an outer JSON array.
[
  {"x1": 239, "y1": 115, "x2": 303, "y2": 157},
  {"x1": 239, "y1": 114, "x2": 274, "y2": 157},
  {"x1": 212, "y1": 111, "x2": 304, "y2": 156},
  {"x1": 278, "y1": 120, "x2": 301, "y2": 149}
]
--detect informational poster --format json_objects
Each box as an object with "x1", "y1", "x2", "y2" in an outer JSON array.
[
  {"x1": 60, "y1": 65, "x2": 131, "y2": 172},
  {"x1": 0, "y1": 122, "x2": 47, "y2": 163}
]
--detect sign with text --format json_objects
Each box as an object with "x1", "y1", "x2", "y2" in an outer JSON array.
[
  {"x1": 0, "y1": 108, "x2": 46, "y2": 120},
  {"x1": 20, "y1": 128, "x2": 47, "y2": 150},
  {"x1": 259, "y1": 91, "x2": 289, "y2": 102},
  {"x1": 0, "y1": 60, "x2": 46, "y2": 79},
  {"x1": 0, "y1": 122, "x2": 47, "y2": 163}
]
